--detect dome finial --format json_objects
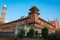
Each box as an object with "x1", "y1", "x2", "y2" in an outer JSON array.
[{"x1": 4, "y1": 4, "x2": 7, "y2": 7}]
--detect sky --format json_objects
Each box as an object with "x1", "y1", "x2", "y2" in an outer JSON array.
[{"x1": 0, "y1": 0, "x2": 60, "y2": 24}]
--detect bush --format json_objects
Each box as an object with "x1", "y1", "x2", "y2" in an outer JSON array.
[
  {"x1": 47, "y1": 33, "x2": 56, "y2": 40},
  {"x1": 17, "y1": 28, "x2": 25, "y2": 37},
  {"x1": 27, "y1": 28, "x2": 35, "y2": 37},
  {"x1": 42, "y1": 27, "x2": 48, "y2": 39},
  {"x1": 56, "y1": 34, "x2": 60, "y2": 40},
  {"x1": 47, "y1": 33, "x2": 60, "y2": 40}
]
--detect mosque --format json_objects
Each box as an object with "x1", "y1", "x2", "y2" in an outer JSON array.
[{"x1": 0, "y1": 5, "x2": 59, "y2": 36}]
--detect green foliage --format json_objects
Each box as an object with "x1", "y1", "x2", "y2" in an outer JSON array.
[
  {"x1": 47, "y1": 33, "x2": 56, "y2": 40},
  {"x1": 47, "y1": 31, "x2": 60, "y2": 40},
  {"x1": 27, "y1": 28, "x2": 35, "y2": 37},
  {"x1": 56, "y1": 34, "x2": 60, "y2": 40},
  {"x1": 55, "y1": 31, "x2": 60, "y2": 40},
  {"x1": 17, "y1": 28, "x2": 25, "y2": 37},
  {"x1": 38, "y1": 36, "x2": 45, "y2": 40},
  {"x1": 42, "y1": 27, "x2": 48, "y2": 39}
]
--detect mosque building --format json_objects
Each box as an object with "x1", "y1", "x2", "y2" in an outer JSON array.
[{"x1": 0, "y1": 5, "x2": 59, "y2": 36}]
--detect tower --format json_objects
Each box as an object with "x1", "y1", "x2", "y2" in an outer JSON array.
[
  {"x1": 0, "y1": 4, "x2": 7, "y2": 24},
  {"x1": 28, "y1": 6, "x2": 40, "y2": 23}
]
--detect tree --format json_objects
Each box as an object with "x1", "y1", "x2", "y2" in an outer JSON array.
[
  {"x1": 42, "y1": 27, "x2": 48, "y2": 39},
  {"x1": 27, "y1": 28, "x2": 35, "y2": 37},
  {"x1": 17, "y1": 28, "x2": 25, "y2": 37}
]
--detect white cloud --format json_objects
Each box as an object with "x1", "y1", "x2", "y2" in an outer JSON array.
[{"x1": 5, "y1": 20, "x2": 10, "y2": 23}]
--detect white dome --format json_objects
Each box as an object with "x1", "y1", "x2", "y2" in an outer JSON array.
[{"x1": 4, "y1": 4, "x2": 7, "y2": 7}]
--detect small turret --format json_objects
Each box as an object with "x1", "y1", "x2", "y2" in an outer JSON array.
[
  {"x1": 55, "y1": 19, "x2": 59, "y2": 28},
  {"x1": 29, "y1": 6, "x2": 40, "y2": 15}
]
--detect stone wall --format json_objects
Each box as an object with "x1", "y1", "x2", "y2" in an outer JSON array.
[
  {"x1": 0, "y1": 38, "x2": 38, "y2": 40},
  {"x1": 0, "y1": 38, "x2": 14, "y2": 40}
]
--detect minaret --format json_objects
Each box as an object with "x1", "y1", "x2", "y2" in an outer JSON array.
[{"x1": 1, "y1": 4, "x2": 7, "y2": 23}]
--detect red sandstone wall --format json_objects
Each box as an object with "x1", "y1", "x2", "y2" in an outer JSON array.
[
  {"x1": 0, "y1": 38, "x2": 14, "y2": 40},
  {"x1": 0, "y1": 38, "x2": 38, "y2": 40}
]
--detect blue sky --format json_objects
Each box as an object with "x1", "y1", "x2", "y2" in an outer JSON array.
[{"x1": 0, "y1": 0, "x2": 60, "y2": 23}]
